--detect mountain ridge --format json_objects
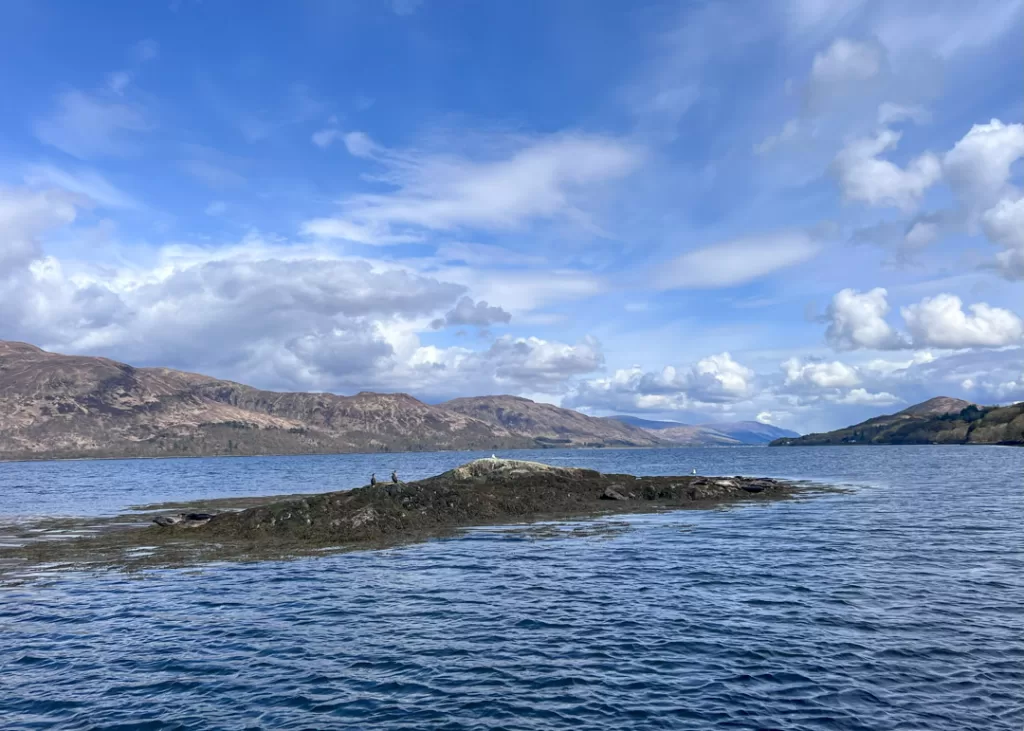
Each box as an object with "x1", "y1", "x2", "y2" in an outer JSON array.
[
  {"x1": 0, "y1": 341, "x2": 664, "y2": 461},
  {"x1": 770, "y1": 397, "x2": 1024, "y2": 446}
]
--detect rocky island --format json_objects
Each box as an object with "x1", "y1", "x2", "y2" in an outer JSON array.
[{"x1": 2, "y1": 459, "x2": 811, "y2": 575}]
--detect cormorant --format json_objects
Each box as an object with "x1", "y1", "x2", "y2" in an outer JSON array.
[
  {"x1": 391, "y1": 470, "x2": 399, "y2": 484},
  {"x1": 370, "y1": 473, "x2": 377, "y2": 486}
]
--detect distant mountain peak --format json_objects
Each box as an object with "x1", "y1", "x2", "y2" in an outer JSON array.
[
  {"x1": 606, "y1": 415, "x2": 799, "y2": 444},
  {"x1": 897, "y1": 397, "x2": 974, "y2": 417}
]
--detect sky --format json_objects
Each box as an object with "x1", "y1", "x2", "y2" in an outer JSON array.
[{"x1": 0, "y1": 0, "x2": 1022, "y2": 433}]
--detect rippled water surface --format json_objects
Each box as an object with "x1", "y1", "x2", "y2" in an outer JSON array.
[{"x1": 2, "y1": 446, "x2": 1022, "y2": 730}]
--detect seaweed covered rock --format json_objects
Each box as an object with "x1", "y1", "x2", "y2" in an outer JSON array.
[{"x1": 186, "y1": 459, "x2": 797, "y2": 546}]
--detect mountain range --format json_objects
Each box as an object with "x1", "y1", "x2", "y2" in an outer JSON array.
[
  {"x1": 0, "y1": 341, "x2": 796, "y2": 462},
  {"x1": 770, "y1": 397, "x2": 1024, "y2": 446},
  {"x1": 606, "y1": 415, "x2": 798, "y2": 444}
]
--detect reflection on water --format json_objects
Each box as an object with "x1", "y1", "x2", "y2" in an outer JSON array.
[{"x1": 1, "y1": 446, "x2": 1022, "y2": 729}]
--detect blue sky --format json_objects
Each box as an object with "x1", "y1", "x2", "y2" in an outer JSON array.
[{"x1": 1, "y1": 0, "x2": 1022, "y2": 432}]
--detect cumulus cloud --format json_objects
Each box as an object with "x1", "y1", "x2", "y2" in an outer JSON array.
[
  {"x1": 303, "y1": 132, "x2": 642, "y2": 237},
  {"x1": 654, "y1": 231, "x2": 822, "y2": 289},
  {"x1": 943, "y1": 119, "x2": 1024, "y2": 209},
  {"x1": 0, "y1": 180, "x2": 611, "y2": 398},
  {"x1": 565, "y1": 352, "x2": 755, "y2": 413},
  {"x1": 783, "y1": 357, "x2": 861, "y2": 388},
  {"x1": 981, "y1": 195, "x2": 1024, "y2": 279},
  {"x1": 901, "y1": 294, "x2": 1024, "y2": 348},
  {"x1": 825, "y1": 288, "x2": 907, "y2": 350},
  {"x1": 825, "y1": 288, "x2": 1023, "y2": 351},
  {"x1": 35, "y1": 90, "x2": 149, "y2": 159},
  {"x1": 832, "y1": 129, "x2": 941, "y2": 211},
  {"x1": 0, "y1": 187, "x2": 82, "y2": 270},
  {"x1": 431, "y1": 296, "x2": 511, "y2": 330}
]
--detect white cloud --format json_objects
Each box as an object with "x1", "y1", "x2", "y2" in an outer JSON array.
[
  {"x1": 312, "y1": 128, "x2": 342, "y2": 148},
  {"x1": 654, "y1": 231, "x2": 821, "y2": 289},
  {"x1": 754, "y1": 118, "x2": 801, "y2": 155},
  {"x1": 784, "y1": 0, "x2": 867, "y2": 40},
  {"x1": 405, "y1": 335, "x2": 604, "y2": 396},
  {"x1": 0, "y1": 187, "x2": 82, "y2": 269},
  {"x1": 565, "y1": 352, "x2": 755, "y2": 413},
  {"x1": 877, "y1": 102, "x2": 930, "y2": 126},
  {"x1": 23, "y1": 164, "x2": 138, "y2": 209},
  {"x1": 825, "y1": 287, "x2": 907, "y2": 350},
  {"x1": 810, "y1": 37, "x2": 883, "y2": 87},
  {"x1": 35, "y1": 90, "x2": 149, "y2": 159},
  {"x1": 783, "y1": 357, "x2": 861, "y2": 388},
  {"x1": 437, "y1": 267, "x2": 606, "y2": 314},
  {"x1": 826, "y1": 288, "x2": 1023, "y2": 351},
  {"x1": 689, "y1": 353, "x2": 756, "y2": 401},
  {"x1": 832, "y1": 388, "x2": 901, "y2": 405},
  {"x1": 862, "y1": 351, "x2": 936, "y2": 376},
  {"x1": 431, "y1": 296, "x2": 511, "y2": 329},
  {"x1": 943, "y1": 119, "x2": 1024, "y2": 209},
  {"x1": 300, "y1": 217, "x2": 422, "y2": 246},
  {"x1": 343, "y1": 131, "x2": 377, "y2": 158},
  {"x1": 0, "y1": 181, "x2": 610, "y2": 399},
  {"x1": 981, "y1": 195, "x2": 1024, "y2": 280},
  {"x1": 902, "y1": 294, "x2": 1024, "y2": 348},
  {"x1": 875, "y1": 0, "x2": 1024, "y2": 59},
  {"x1": 318, "y1": 132, "x2": 642, "y2": 234},
  {"x1": 832, "y1": 129, "x2": 941, "y2": 211}
]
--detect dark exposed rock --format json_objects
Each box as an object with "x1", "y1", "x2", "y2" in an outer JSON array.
[
  {"x1": 153, "y1": 512, "x2": 215, "y2": 528},
  {"x1": 191, "y1": 458, "x2": 801, "y2": 546}
]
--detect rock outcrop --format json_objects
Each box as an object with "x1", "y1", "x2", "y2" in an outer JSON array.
[{"x1": 173, "y1": 458, "x2": 797, "y2": 546}]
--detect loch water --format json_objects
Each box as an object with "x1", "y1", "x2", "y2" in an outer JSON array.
[{"x1": 1, "y1": 445, "x2": 1022, "y2": 730}]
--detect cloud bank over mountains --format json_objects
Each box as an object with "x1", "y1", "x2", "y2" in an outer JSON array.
[{"x1": 1, "y1": 0, "x2": 1022, "y2": 433}]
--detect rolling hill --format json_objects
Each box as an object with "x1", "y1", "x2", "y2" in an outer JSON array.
[{"x1": 769, "y1": 397, "x2": 1024, "y2": 446}]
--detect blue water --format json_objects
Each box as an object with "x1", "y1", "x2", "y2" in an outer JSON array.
[{"x1": 1, "y1": 446, "x2": 1022, "y2": 730}]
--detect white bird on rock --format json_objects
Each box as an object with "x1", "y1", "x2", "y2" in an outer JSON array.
[{"x1": 692, "y1": 468, "x2": 697, "y2": 475}]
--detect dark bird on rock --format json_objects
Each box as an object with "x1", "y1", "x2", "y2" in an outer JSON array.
[
  {"x1": 370, "y1": 473, "x2": 377, "y2": 486},
  {"x1": 391, "y1": 470, "x2": 399, "y2": 484}
]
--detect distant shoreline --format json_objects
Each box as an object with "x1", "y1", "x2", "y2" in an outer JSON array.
[{"x1": 0, "y1": 442, "x2": 770, "y2": 466}]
